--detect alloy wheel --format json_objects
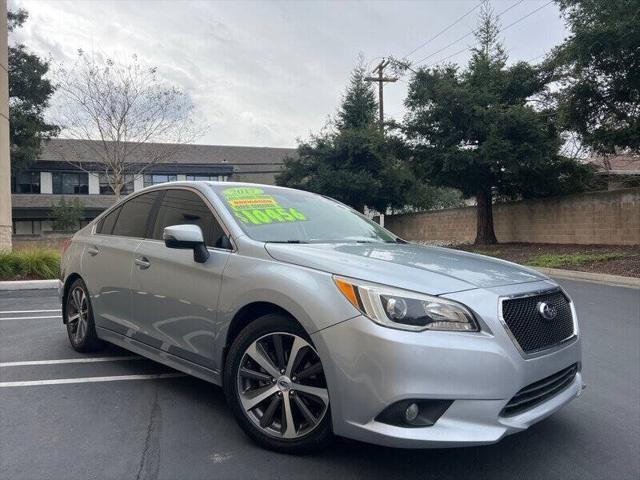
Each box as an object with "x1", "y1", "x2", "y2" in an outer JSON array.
[
  {"x1": 237, "y1": 332, "x2": 329, "y2": 439},
  {"x1": 67, "y1": 286, "x2": 89, "y2": 344}
]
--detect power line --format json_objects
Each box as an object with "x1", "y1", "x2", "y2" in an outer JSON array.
[
  {"x1": 403, "y1": 0, "x2": 484, "y2": 59},
  {"x1": 425, "y1": 46, "x2": 470, "y2": 68},
  {"x1": 501, "y1": 0, "x2": 554, "y2": 33},
  {"x1": 412, "y1": 27, "x2": 475, "y2": 65},
  {"x1": 413, "y1": 0, "x2": 528, "y2": 66},
  {"x1": 494, "y1": 0, "x2": 528, "y2": 19},
  {"x1": 419, "y1": 0, "x2": 554, "y2": 68}
]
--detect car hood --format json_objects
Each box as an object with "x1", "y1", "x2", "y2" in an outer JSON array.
[{"x1": 264, "y1": 242, "x2": 546, "y2": 295}]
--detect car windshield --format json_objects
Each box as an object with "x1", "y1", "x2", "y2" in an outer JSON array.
[{"x1": 209, "y1": 184, "x2": 397, "y2": 243}]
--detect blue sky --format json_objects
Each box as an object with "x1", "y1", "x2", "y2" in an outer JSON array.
[{"x1": 9, "y1": 0, "x2": 568, "y2": 147}]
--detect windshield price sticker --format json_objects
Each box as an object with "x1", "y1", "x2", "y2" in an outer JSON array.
[{"x1": 223, "y1": 188, "x2": 307, "y2": 225}]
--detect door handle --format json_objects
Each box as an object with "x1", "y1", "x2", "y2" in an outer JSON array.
[
  {"x1": 134, "y1": 257, "x2": 151, "y2": 269},
  {"x1": 87, "y1": 246, "x2": 100, "y2": 256}
]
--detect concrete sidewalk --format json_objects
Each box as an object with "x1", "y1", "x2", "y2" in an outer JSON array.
[{"x1": 533, "y1": 267, "x2": 640, "y2": 289}]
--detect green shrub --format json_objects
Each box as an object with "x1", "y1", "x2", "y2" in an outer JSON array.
[
  {"x1": 50, "y1": 197, "x2": 84, "y2": 232},
  {"x1": 0, "y1": 249, "x2": 61, "y2": 281}
]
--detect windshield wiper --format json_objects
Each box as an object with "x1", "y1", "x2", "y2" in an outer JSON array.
[{"x1": 266, "y1": 240, "x2": 309, "y2": 244}]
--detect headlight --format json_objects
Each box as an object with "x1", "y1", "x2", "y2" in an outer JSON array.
[{"x1": 334, "y1": 276, "x2": 478, "y2": 332}]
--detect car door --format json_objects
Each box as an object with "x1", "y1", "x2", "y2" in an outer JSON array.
[
  {"x1": 82, "y1": 191, "x2": 161, "y2": 335},
  {"x1": 130, "y1": 188, "x2": 232, "y2": 370}
]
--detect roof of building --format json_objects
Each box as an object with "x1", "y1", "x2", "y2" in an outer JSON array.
[
  {"x1": 39, "y1": 139, "x2": 296, "y2": 166},
  {"x1": 587, "y1": 154, "x2": 640, "y2": 175}
]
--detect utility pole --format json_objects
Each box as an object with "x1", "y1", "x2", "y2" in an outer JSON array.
[
  {"x1": 0, "y1": 0, "x2": 12, "y2": 250},
  {"x1": 365, "y1": 59, "x2": 397, "y2": 131}
]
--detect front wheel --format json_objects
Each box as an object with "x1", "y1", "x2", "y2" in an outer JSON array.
[
  {"x1": 64, "y1": 278, "x2": 105, "y2": 353},
  {"x1": 223, "y1": 314, "x2": 333, "y2": 453}
]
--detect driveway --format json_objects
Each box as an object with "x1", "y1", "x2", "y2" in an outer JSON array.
[{"x1": 1, "y1": 279, "x2": 638, "y2": 480}]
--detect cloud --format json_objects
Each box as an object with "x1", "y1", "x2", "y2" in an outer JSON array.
[{"x1": 9, "y1": 0, "x2": 568, "y2": 147}]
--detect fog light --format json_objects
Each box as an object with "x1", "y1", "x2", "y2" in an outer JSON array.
[
  {"x1": 405, "y1": 403, "x2": 419, "y2": 423},
  {"x1": 375, "y1": 399, "x2": 453, "y2": 428}
]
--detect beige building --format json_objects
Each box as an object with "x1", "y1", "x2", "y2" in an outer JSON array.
[{"x1": 11, "y1": 138, "x2": 295, "y2": 237}]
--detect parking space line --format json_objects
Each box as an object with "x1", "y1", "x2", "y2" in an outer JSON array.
[
  {"x1": 0, "y1": 309, "x2": 61, "y2": 314},
  {"x1": 0, "y1": 356, "x2": 142, "y2": 367},
  {"x1": 0, "y1": 315, "x2": 62, "y2": 321},
  {"x1": 0, "y1": 373, "x2": 186, "y2": 388}
]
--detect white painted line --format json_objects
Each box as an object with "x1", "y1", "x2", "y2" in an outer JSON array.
[
  {"x1": 0, "y1": 356, "x2": 141, "y2": 367},
  {"x1": 0, "y1": 309, "x2": 61, "y2": 314},
  {"x1": 0, "y1": 373, "x2": 186, "y2": 388},
  {"x1": 0, "y1": 315, "x2": 62, "y2": 321}
]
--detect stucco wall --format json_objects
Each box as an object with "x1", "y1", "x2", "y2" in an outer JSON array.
[{"x1": 386, "y1": 188, "x2": 640, "y2": 246}]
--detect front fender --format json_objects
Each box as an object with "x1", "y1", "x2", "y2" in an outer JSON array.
[{"x1": 214, "y1": 253, "x2": 360, "y2": 365}]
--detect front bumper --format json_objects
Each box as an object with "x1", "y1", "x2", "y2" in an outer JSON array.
[{"x1": 311, "y1": 281, "x2": 583, "y2": 448}]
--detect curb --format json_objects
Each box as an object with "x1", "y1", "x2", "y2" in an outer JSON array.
[
  {"x1": 0, "y1": 280, "x2": 61, "y2": 291},
  {"x1": 534, "y1": 267, "x2": 640, "y2": 289}
]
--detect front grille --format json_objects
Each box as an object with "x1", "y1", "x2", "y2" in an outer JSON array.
[
  {"x1": 501, "y1": 290, "x2": 574, "y2": 354},
  {"x1": 502, "y1": 364, "x2": 578, "y2": 416}
]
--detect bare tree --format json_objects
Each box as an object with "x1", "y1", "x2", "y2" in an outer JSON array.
[{"x1": 54, "y1": 51, "x2": 204, "y2": 200}]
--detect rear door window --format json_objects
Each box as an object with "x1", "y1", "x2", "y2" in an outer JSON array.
[
  {"x1": 112, "y1": 191, "x2": 161, "y2": 238},
  {"x1": 151, "y1": 189, "x2": 227, "y2": 248}
]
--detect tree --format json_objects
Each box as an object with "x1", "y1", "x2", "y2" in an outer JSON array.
[
  {"x1": 550, "y1": 0, "x2": 640, "y2": 154},
  {"x1": 49, "y1": 197, "x2": 84, "y2": 232},
  {"x1": 277, "y1": 60, "x2": 460, "y2": 213},
  {"x1": 54, "y1": 52, "x2": 203, "y2": 200},
  {"x1": 404, "y1": 5, "x2": 593, "y2": 244},
  {"x1": 7, "y1": 9, "x2": 59, "y2": 172}
]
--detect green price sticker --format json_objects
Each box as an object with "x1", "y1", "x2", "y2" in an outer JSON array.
[{"x1": 222, "y1": 188, "x2": 308, "y2": 226}]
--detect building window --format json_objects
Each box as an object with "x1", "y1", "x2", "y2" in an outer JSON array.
[
  {"x1": 52, "y1": 172, "x2": 89, "y2": 194},
  {"x1": 185, "y1": 175, "x2": 228, "y2": 182},
  {"x1": 99, "y1": 174, "x2": 134, "y2": 195},
  {"x1": 12, "y1": 172, "x2": 41, "y2": 193},
  {"x1": 143, "y1": 174, "x2": 177, "y2": 187},
  {"x1": 13, "y1": 220, "x2": 42, "y2": 235}
]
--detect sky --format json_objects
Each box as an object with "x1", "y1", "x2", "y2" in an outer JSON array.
[{"x1": 8, "y1": 0, "x2": 569, "y2": 148}]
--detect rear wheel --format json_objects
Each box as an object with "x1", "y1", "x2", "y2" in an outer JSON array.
[
  {"x1": 64, "y1": 278, "x2": 105, "y2": 352},
  {"x1": 224, "y1": 314, "x2": 332, "y2": 453}
]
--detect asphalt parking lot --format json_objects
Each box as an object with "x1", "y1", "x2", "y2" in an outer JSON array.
[{"x1": 1, "y1": 279, "x2": 638, "y2": 480}]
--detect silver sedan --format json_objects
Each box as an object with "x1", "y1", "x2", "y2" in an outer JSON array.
[{"x1": 60, "y1": 182, "x2": 583, "y2": 453}]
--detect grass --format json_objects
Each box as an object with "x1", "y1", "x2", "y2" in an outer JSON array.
[
  {"x1": 470, "y1": 249, "x2": 503, "y2": 258},
  {"x1": 525, "y1": 253, "x2": 626, "y2": 269},
  {"x1": 0, "y1": 249, "x2": 61, "y2": 281}
]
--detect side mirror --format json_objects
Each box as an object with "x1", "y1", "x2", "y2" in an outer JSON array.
[{"x1": 163, "y1": 224, "x2": 210, "y2": 264}]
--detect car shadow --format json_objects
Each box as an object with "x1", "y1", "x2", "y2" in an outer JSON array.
[{"x1": 157, "y1": 374, "x2": 585, "y2": 480}]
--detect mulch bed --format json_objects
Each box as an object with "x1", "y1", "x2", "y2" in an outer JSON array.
[{"x1": 453, "y1": 243, "x2": 640, "y2": 278}]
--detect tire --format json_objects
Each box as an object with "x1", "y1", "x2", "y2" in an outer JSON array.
[
  {"x1": 64, "y1": 278, "x2": 105, "y2": 353},
  {"x1": 223, "y1": 313, "x2": 333, "y2": 454}
]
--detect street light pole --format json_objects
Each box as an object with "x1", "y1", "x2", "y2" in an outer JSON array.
[{"x1": 0, "y1": 0, "x2": 12, "y2": 250}]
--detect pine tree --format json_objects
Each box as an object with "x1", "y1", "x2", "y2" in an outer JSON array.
[
  {"x1": 8, "y1": 9, "x2": 59, "y2": 171},
  {"x1": 404, "y1": 5, "x2": 593, "y2": 244},
  {"x1": 336, "y1": 60, "x2": 377, "y2": 131},
  {"x1": 277, "y1": 60, "x2": 463, "y2": 213}
]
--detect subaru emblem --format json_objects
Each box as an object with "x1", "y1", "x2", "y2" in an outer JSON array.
[{"x1": 537, "y1": 301, "x2": 558, "y2": 320}]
